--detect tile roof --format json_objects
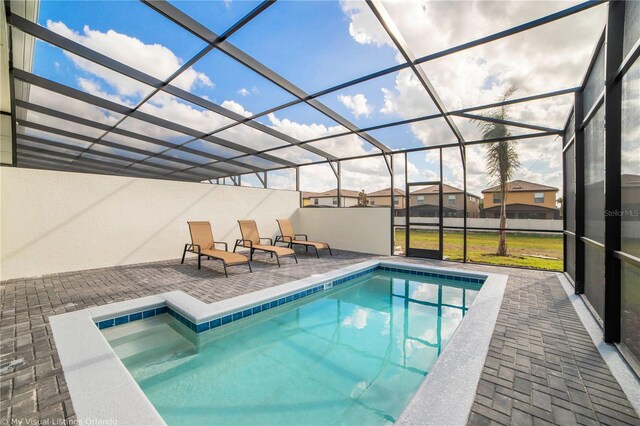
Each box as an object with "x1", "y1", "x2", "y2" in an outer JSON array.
[
  {"x1": 482, "y1": 180, "x2": 559, "y2": 193},
  {"x1": 410, "y1": 183, "x2": 480, "y2": 199},
  {"x1": 367, "y1": 187, "x2": 406, "y2": 197},
  {"x1": 311, "y1": 189, "x2": 361, "y2": 198}
]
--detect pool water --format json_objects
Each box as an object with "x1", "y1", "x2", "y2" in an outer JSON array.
[{"x1": 103, "y1": 270, "x2": 481, "y2": 425}]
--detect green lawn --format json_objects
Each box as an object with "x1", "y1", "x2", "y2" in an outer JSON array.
[{"x1": 395, "y1": 228, "x2": 563, "y2": 271}]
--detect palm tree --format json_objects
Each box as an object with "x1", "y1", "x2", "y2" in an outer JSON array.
[{"x1": 476, "y1": 85, "x2": 520, "y2": 256}]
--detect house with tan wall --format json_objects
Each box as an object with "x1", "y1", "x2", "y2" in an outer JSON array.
[
  {"x1": 367, "y1": 187, "x2": 406, "y2": 208},
  {"x1": 481, "y1": 180, "x2": 559, "y2": 219},
  {"x1": 306, "y1": 189, "x2": 360, "y2": 207},
  {"x1": 301, "y1": 191, "x2": 321, "y2": 206},
  {"x1": 408, "y1": 184, "x2": 481, "y2": 217}
]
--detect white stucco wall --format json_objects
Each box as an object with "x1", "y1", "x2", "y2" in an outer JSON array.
[
  {"x1": 0, "y1": 168, "x2": 300, "y2": 280},
  {"x1": 293, "y1": 208, "x2": 391, "y2": 255}
]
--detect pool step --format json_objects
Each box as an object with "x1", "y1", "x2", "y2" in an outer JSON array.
[{"x1": 103, "y1": 317, "x2": 196, "y2": 363}]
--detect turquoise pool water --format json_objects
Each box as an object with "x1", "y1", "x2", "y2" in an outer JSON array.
[{"x1": 103, "y1": 270, "x2": 482, "y2": 425}]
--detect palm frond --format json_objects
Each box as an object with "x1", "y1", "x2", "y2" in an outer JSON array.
[{"x1": 472, "y1": 84, "x2": 521, "y2": 186}]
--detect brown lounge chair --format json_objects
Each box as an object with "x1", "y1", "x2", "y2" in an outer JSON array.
[
  {"x1": 234, "y1": 220, "x2": 297, "y2": 267},
  {"x1": 181, "y1": 221, "x2": 251, "y2": 277},
  {"x1": 275, "y1": 218, "x2": 333, "y2": 258}
]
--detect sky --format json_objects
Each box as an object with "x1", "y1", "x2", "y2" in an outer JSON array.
[{"x1": 21, "y1": 0, "x2": 607, "y2": 196}]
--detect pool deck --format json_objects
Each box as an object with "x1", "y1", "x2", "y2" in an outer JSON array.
[{"x1": 1, "y1": 250, "x2": 638, "y2": 425}]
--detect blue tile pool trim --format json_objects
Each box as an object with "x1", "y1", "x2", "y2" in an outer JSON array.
[
  {"x1": 95, "y1": 265, "x2": 485, "y2": 333},
  {"x1": 377, "y1": 266, "x2": 485, "y2": 284}
]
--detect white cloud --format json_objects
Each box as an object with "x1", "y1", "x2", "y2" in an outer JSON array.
[
  {"x1": 77, "y1": 78, "x2": 133, "y2": 107},
  {"x1": 340, "y1": 1, "x2": 396, "y2": 48},
  {"x1": 337, "y1": 93, "x2": 373, "y2": 118},
  {"x1": 342, "y1": 308, "x2": 371, "y2": 329},
  {"x1": 221, "y1": 100, "x2": 252, "y2": 118},
  {"x1": 32, "y1": 4, "x2": 604, "y2": 193},
  {"x1": 138, "y1": 93, "x2": 235, "y2": 134},
  {"x1": 267, "y1": 113, "x2": 347, "y2": 140},
  {"x1": 340, "y1": 1, "x2": 605, "y2": 196},
  {"x1": 46, "y1": 20, "x2": 212, "y2": 98}
]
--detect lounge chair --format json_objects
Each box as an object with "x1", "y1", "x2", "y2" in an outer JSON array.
[
  {"x1": 181, "y1": 221, "x2": 251, "y2": 277},
  {"x1": 275, "y1": 218, "x2": 333, "y2": 258},
  {"x1": 234, "y1": 220, "x2": 297, "y2": 266}
]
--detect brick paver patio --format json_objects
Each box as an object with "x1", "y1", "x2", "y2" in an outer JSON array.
[{"x1": 1, "y1": 250, "x2": 638, "y2": 425}]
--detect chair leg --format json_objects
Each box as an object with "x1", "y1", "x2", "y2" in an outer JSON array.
[
  {"x1": 181, "y1": 244, "x2": 189, "y2": 264},
  {"x1": 250, "y1": 249, "x2": 254, "y2": 261},
  {"x1": 275, "y1": 254, "x2": 281, "y2": 267},
  {"x1": 223, "y1": 262, "x2": 228, "y2": 278},
  {"x1": 314, "y1": 246, "x2": 319, "y2": 258},
  {"x1": 327, "y1": 245, "x2": 333, "y2": 256},
  {"x1": 247, "y1": 262, "x2": 252, "y2": 273},
  {"x1": 197, "y1": 254, "x2": 201, "y2": 269},
  {"x1": 293, "y1": 253, "x2": 298, "y2": 264},
  {"x1": 305, "y1": 246, "x2": 308, "y2": 253}
]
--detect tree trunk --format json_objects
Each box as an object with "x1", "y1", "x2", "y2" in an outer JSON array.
[{"x1": 498, "y1": 188, "x2": 508, "y2": 256}]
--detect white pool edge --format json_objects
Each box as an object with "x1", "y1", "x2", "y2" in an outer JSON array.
[
  {"x1": 50, "y1": 259, "x2": 507, "y2": 425},
  {"x1": 397, "y1": 268, "x2": 508, "y2": 425}
]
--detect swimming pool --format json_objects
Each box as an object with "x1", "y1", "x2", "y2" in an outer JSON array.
[{"x1": 102, "y1": 267, "x2": 483, "y2": 425}]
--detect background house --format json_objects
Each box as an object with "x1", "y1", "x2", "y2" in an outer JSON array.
[
  {"x1": 306, "y1": 189, "x2": 360, "y2": 207},
  {"x1": 481, "y1": 180, "x2": 559, "y2": 219},
  {"x1": 301, "y1": 192, "x2": 322, "y2": 207},
  {"x1": 408, "y1": 184, "x2": 481, "y2": 217},
  {"x1": 367, "y1": 188, "x2": 406, "y2": 208}
]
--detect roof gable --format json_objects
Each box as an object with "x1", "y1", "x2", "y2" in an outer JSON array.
[{"x1": 482, "y1": 180, "x2": 559, "y2": 193}]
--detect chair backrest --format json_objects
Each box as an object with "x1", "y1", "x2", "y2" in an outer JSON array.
[
  {"x1": 238, "y1": 220, "x2": 260, "y2": 245},
  {"x1": 276, "y1": 219, "x2": 295, "y2": 240},
  {"x1": 187, "y1": 221, "x2": 215, "y2": 250}
]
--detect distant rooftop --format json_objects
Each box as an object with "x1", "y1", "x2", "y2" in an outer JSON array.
[
  {"x1": 411, "y1": 184, "x2": 481, "y2": 199},
  {"x1": 368, "y1": 188, "x2": 406, "y2": 197},
  {"x1": 309, "y1": 189, "x2": 361, "y2": 198},
  {"x1": 482, "y1": 180, "x2": 559, "y2": 193}
]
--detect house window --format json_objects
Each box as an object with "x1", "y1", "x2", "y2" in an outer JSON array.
[
  {"x1": 534, "y1": 192, "x2": 544, "y2": 203},
  {"x1": 370, "y1": 199, "x2": 375, "y2": 206},
  {"x1": 493, "y1": 193, "x2": 501, "y2": 203},
  {"x1": 394, "y1": 199, "x2": 399, "y2": 205},
  {"x1": 332, "y1": 197, "x2": 338, "y2": 205},
  {"x1": 417, "y1": 195, "x2": 425, "y2": 205},
  {"x1": 448, "y1": 194, "x2": 456, "y2": 205},
  {"x1": 313, "y1": 198, "x2": 318, "y2": 205}
]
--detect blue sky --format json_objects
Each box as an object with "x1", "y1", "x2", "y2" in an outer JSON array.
[{"x1": 24, "y1": 0, "x2": 605, "y2": 193}]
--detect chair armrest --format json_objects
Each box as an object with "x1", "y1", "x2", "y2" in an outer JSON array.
[
  {"x1": 192, "y1": 244, "x2": 201, "y2": 254},
  {"x1": 259, "y1": 237, "x2": 273, "y2": 245},
  {"x1": 236, "y1": 239, "x2": 253, "y2": 248},
  {"x1": 295, "y1": 234, "x2": 308, "y2": 241},
  {"x1": 213, "y1": 241, "x2": 228, "y2": 251},
  {"x1": 276, "y1": 236, "x2": 293, "y2": 243}
]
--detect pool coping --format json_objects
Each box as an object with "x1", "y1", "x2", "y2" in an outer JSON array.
[{"x1": 49, "y1": 259, "x2": 507, "y2": 426}]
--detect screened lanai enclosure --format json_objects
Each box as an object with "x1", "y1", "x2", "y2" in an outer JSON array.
[{"x1": 1, "y1": 0, "x2": 638, "y2": 373}]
